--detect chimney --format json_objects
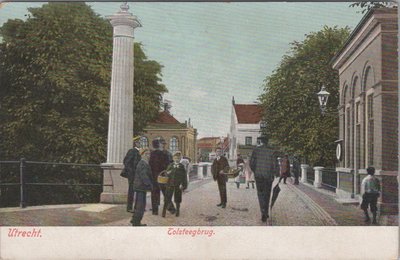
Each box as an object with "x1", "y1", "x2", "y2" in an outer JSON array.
[
  {"x1": 232, "y1": 96, "x2": 235, "y2": 105},
  {"x1": 163, "y1": 99, "x2": 171, "y2": 114}
]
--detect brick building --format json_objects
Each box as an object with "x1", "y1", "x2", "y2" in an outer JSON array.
[
  {"x1": 332, "y1": 8, "x2": 398, "y2": 213},
  {"x1": 197, "y1": 137, "x2": 220, "y2": 162},
  {"x1": 141, "y1": 106, "x2": 197, "y2": 163}
]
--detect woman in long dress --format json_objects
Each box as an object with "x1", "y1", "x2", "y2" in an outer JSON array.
[
  {"x1": 244, "y1": 155, "x2": 255, "y2": 189},
  {"x1": 234, "y1": 154, "x2": 245, "y2": 188}
]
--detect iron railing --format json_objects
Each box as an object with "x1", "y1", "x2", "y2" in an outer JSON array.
[
  {"x1": 321, "y1": 168, "x2": 337, "y2": 192},
  {"x1": 306, "y1": 167, "x2": 314, "y2": 184},
  {"x1": 0, "y1": 159, "x2": 111, "y2": 208}
]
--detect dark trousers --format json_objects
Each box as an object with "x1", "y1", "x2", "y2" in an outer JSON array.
[
  {"x1": 127, "y1": 182, "x2": 135, "y2": 210},
  {"x1": 133, "y1": 191, "x2": 147, "y2": 221},
  {"x1": 217, "y1": 175, "x2": 227, "y2": 204},
  {"x1": 255, "y1": 175, "x2": 273, "y2": 217},
  {"x1": 361, "y1": 193, "x2": 379, "y2": 212},
  {"x1": 152, "y1": 184, "x2": 175, "y2": 210},
  {"x1": 294, "y1": 173, "x2": 299, "y2": 184},
  {"x1": 278, "y1": 176, "x2": 287, "y2": 184},
  {"x1": 151, "y1": 184, "x2": 161, "y2": 209},
  {"x1": 165, "y1": 186, "x2": 183, "y2": 204}
]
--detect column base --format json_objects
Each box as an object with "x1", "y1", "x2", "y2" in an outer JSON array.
[
  {"x1": 100, "y1": 192, "x2": 127, "y2": 204},
  {"x1": 100, "y1": 163, "x2": 128, "y2": 204}
]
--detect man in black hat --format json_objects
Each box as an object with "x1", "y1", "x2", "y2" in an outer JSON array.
[
  {"x1": 123, "y1": 136, "x2": 142, "y2": 212},
  {"x1": 250, "y1": 135, "x2": 278, "y2": 223}
]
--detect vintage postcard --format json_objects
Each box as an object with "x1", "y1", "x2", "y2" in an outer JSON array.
[{"x1": 0, "y1": 1, "x2": 398, "y2": 259}]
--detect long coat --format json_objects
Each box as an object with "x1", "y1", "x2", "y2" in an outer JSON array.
[
  {"x1": 279, "y1": 157, "x2": 290, "y2": 177},
  {"x1": 149, "y1": 150, "x2": 169, "y2": 186},
  {"x1": 133, "y1": 159, "x2": 153, "y2": 192},
  {"x1": 123, "y1": 147, "x2": 141, "y2": 184},
  {"x1": 250, "y1": 146, "x2": 278, "y2": 181}
]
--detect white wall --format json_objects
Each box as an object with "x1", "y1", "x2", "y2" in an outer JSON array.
[
  {"x1": 236, "y1": 123, "x2": 260, "y2": 146},
  {"x1": 229, "y1": 105, "x2": 261, "y2": 161}
]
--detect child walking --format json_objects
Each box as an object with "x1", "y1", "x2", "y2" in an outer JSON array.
[
  {"x1": 162, "y1": 151, "x2": 188, "y2": 217},
  {"x1": 360, "y1": 167, "x2": 381, "y2": 224}
]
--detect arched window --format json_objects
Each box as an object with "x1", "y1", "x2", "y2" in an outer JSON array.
[
  {"x1": 363, "y1": 66, "x2": 374, "y2": 167},
  {"x1": 170, "y1": 137, "x2": 179, "y2": 154},
  {"x1": 140, "y1": 136, "x2": 148, "y2": 148}
]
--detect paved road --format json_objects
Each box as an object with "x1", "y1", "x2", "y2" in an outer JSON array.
[
  {"x1": 104, "y1": 177, "x2": 338, "y2": 226},
  {"x1": 0, "y1": 177, "x2": 397, "y2": 226}
]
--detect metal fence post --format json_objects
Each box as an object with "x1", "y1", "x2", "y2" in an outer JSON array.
[{"x1": 20, "y1": 158, "x2": 26, "y2": 208}]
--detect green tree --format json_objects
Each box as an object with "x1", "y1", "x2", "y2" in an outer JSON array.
[
  {"x1": 259, "y1": 26, "x2": 350, "y2": 167},
  {"x1": 349, "y1": 2, "x2": 395, "y2": 14},
  {"x1": 0, "y1": 3, "x2": 167, "y2": 206}
]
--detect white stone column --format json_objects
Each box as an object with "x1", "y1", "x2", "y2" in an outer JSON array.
[
  {"x1": 197, "y1": 164, "x2": 204, "y2": 180},
  {"x1": 300, "y1": 164, "x2": 309, "y2": 183},
  {"x1": 101, "y1": 3, "x2": 141, "y2": 203},
  {"x1": 314, "y1": 166, "x2": 324, "y2": 188},
  {"x1": 206, "y1": 163, "x2": 212, "y2": 178}
]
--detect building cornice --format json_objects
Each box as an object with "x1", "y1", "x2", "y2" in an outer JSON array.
[{"x1": 332, "y1": 8, "x2": 397, "y2": 71}]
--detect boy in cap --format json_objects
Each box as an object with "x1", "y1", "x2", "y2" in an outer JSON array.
[
  {"x1": 123, "y1": 136, "x2": 142, "y2": 212},
  {"x1": 361, "y1": 167, "x2": 381, "y2": 224},
  {"x1": 131, "y1": 148, "x2": 153, "y2": 226},
  {"x1": 162, "y1": 151, "x2": 188, "y2": 217}
]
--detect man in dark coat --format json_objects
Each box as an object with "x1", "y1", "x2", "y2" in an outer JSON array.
[
  {"x1": 292, "y1": 156, "x2": 300, "y2": 185},
  {"x1": 160, "y1": 137, "x2": 176, "y2": 213},
  {"x1": 123, "y1": 136, "x2": 142, "y2": 212},
  {"x1": 250, "y1": 135, "x2": 278, "y2": 223},
  {"x1": 211, "y1": 148, "x2": 229, "y2": 208},
  {"x1": 149, "y1": 138, "x2": 169, "y2": 215},
  {"x1": 131, "y1": 148, "x2": 153, "y2": 226}
]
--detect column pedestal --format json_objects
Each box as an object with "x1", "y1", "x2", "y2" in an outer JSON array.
[
  {"x1": 313, "y1": 166, "x2": 324, "y2": 188},
  {"x1": 300, "y1": 164, "x2": 309, "y2": 183},
  {"x1": 100, "y1": 163, "x2": 127, "y2": 204}
]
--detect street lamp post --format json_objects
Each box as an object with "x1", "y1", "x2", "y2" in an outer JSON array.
[{"x1": 317, "y1": 85, "x2": 330, "y2": 115}]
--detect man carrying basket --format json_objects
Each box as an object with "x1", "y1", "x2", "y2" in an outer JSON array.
[
  {"x1": 211, "y1": 148, "x2": 229, "y2": 208},
  {"x1": 162, "y1": 151, "x2": 188, "y2": 217}
]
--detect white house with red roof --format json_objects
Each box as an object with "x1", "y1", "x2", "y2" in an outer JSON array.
[{"x1": 229, "y1": 97, "x2": 263, "y2": 161}]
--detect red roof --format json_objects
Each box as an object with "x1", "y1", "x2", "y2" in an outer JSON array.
[
  {"x1": 234, "y1": 104, "x2": 263, "y2": 124},
  {"x1": 151, "y1": 111, "x2": 180, "y2": 124},
  {"x1": 198, "y1": 137, "x2": 219, "y2": 141},
  {"x1": 197, "y1": 143, "x2": 214, "y2": 148}
]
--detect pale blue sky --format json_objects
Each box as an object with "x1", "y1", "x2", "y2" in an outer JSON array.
[{"x1": 0, "y1": 2, "x2": 364, "y2": 138}]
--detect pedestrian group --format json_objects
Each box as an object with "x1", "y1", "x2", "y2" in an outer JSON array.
[{"x1": 122, "y1": 135, "x2": 381, "y2": 226}]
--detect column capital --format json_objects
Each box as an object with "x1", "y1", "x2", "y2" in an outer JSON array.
[{"x1": 107, "y1": 4, "x2": 142, "y2": 29}]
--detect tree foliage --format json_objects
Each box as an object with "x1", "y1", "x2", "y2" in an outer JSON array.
[
  {"x1": 259, "y1": 26, "x2": 350, "y2": 167},
  {"x1": 0, "y1": 3, "x2": 167, "y2": 205},
  {"x1": 349, "y1": 2, "x2": 396, "y2": 14}
]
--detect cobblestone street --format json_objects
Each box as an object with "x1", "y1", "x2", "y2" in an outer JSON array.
[
  {"x1": 2, "y1": 177, "x2": 395, "y2": 227},
  {"x1": 105, "y1": 177, "x2": 340, "y2": 226}
]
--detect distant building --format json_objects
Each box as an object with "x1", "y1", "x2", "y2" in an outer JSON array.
[
  {"x1": 197, "y1": 137, "x2": 220, "y2": 162},
  {"x1": 229, "y1": 97, "x2": 263, "y2": 161},
  {"x1": 332, "y1": 7, "x2": 398, "y2": 213},
  {"x1": 141, "y1": 101, "x2": 197, "y2": 162}
]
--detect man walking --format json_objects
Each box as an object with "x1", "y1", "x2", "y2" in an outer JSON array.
[
  {"x1": 149, "y1": 139, "x2": 169, "y2": 215},
  {"x1": 292, "y1": 155, "x2": 300, "y2": 185},
  {"x1": 123, "y1": 136, "x2": 142, "y2": 212},
  {"x1": 211, "y1": 148, "x2": 229, "y2": 208},
  {"x1": 250, "y1": 136, "x2": 278, "y2": 223}
]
